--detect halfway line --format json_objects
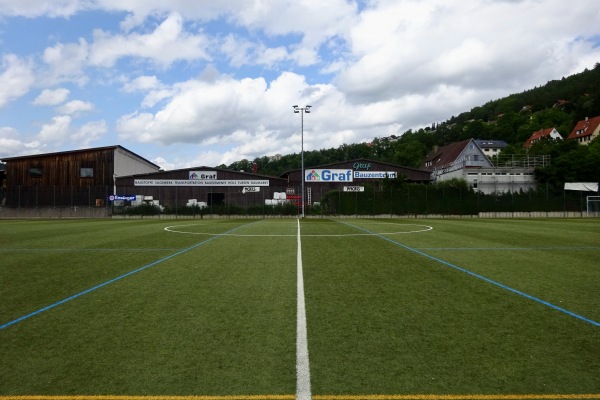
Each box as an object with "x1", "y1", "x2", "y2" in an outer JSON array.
[
  {"x1": 0, "y1": 222, "x2": 253, "y2": 331},
  {"x1": 296, "y1": 218, "x2": 312, "y2": 399},
  {"x1": 340, "y1": 221, "x2": 600, "y2": 328}
]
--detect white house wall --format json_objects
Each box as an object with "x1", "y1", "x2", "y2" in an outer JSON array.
[
  {"x1": 113, "y1": 148, "x2": 160, "y2": 177},
  {"x1": 465, "y1": 168, "x2": 536, "y2": 194},
  {"x1": 434, "y1": 168, "x2": 536, "y2": 194}
]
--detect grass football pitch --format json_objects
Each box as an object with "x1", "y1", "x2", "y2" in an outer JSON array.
[{"x1": 0, "y1": 217, "x2": 599, "y2": 399}]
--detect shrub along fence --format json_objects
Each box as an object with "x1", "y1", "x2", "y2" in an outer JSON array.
[{"x1": 317, "y1": 182, "x2": 595, "y2": 217}]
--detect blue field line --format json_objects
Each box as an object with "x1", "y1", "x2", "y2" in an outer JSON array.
[
  {"x1": 0, "y1": 222, "x2": 254, "y2": 331},
  {"x1": 417, "y1": 246, "x2": 600, "y2": 251},
  {"x1": 339, "y1": 221, "x2": 600, "y2": 328},
  {"x1": 0, "y1": 248, "x2": 182, "y2": 252}
]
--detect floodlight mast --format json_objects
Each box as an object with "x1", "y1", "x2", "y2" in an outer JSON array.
[{"x1": 293, "y1": 105, "x2": 311, "y2": 218}]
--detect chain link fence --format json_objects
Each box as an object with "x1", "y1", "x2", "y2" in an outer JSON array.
[{"x1": 0, "y1": 183, "x2": 597, "y2": 218}]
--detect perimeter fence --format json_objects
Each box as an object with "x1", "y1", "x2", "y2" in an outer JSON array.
[{"x1": 0, "y1": 183, "x2": 597, "y2": 218}]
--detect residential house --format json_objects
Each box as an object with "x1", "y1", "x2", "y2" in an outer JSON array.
[
  {"x1": 474, "y1": 140, "x2": 507, "y2": 159},
  {"x1": 422, "y1": 139, "x2": 537, "y2": 194},
  {"x1": 523, "y1": 128, "x2": 563, "y2": 148},
  {"x1": 567, "y1": 116, "x2": 600, "y2": 145}
]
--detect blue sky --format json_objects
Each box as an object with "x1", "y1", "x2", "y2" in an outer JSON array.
[{"x1": 1, "y1": 0, "x2": 599, "y2": 170}]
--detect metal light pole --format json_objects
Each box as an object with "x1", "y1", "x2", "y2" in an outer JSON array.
[{"x1": 293, "y1": 105, "x2": 311, "y2": 218}]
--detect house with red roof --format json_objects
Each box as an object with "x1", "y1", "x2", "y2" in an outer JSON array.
[
  {"x1": 567, "y1": 116, "x2": 600, "y2": 145},
  {"x1": 523, "y1": 128, "x2": 563, "y2": 148}
]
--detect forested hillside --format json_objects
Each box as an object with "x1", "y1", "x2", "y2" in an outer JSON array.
[{"x1": 221, "y1": 63, "x2": 600, "y2": 191}]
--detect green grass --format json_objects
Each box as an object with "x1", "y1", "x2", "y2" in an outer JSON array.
[{"x1": 0, "y1": 218, "x2": 599, "y2": 397}]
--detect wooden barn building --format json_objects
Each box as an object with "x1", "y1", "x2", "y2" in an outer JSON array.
[{"x1": 0, "y1": 146, "x2": 160, "y2": 208}]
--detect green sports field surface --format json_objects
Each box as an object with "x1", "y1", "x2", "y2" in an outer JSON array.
[{"x1": 0, "y1": 217, "x2": 599, "y2": 399}]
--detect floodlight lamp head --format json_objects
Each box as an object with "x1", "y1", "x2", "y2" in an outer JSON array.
[
  {"x1": 293, "y1": 105, "x2": 299, "y2": 113},
  {"x1": 305, "y1": 105, "x2": 311, "y2": 113}
]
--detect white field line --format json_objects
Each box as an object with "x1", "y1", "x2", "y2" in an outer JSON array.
[{"x1": 296, "y1": 219, "x2": 312, "y2": 400}]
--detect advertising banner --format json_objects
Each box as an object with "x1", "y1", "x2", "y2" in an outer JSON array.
[
  {"x1": 134, "y1": 179, "x2": 270, "y2": 186},
  {"x1": 305, "y1": 169, "x2": 353, "y2": 182},
  {"x1": 189, "y1": 171, "x2": 217, "y2": 180},
  {"x1": 108, "y1": 195, "x2": 136, "y2": 202},
  {"x1": 343, "y1": 186, "x2": 365, "y2": 192},
  {"x1": 353, "y1": 171, "x2": 398, "y2": 179}
]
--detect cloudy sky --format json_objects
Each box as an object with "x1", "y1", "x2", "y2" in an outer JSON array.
[{"x1": 0, "y1": 0, "x2": 599, "y2": 169}]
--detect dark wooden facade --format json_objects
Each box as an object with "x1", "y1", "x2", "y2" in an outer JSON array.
[
  {"x1": 116, "y1": 167, "x2": 290, "y2": 209},
  {"x1": 282, "y1": 158, "x2": 432, "y2": 204},
  {"x1": 4, "y1": 148, "x2": 117, "y2": 187},
  {"x1": 1, "y1": 146, "x2": 159, "y2": 207},
  {"x1": 1, "y1": 148, "x2": 431, "y2": 211}
]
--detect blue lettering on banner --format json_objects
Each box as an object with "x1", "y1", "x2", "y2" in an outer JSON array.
[
  {"x1": 353, "y1": 162, "x2": 372, "y2": 170},
  {"x1": 306, "y1": 169, "x2": 353, "y2": 182}
]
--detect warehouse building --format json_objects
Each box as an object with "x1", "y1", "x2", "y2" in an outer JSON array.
[{"x1": 115, "y1": 166, "x2": 289, "y2": 211}]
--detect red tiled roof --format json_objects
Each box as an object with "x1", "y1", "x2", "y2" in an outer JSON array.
[
  {"x1": 567, "y1": 116, "x2": 600, "y2": 140},
  {"x1": 524, "y1": 128, "x2": 556, "y2": 148}
]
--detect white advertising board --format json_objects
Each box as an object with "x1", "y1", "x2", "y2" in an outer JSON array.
[
  {"x1": 353, "y1": 171, "x2": 397, "y2": 179},
  {"x1": 305, "y1": 169, "x2": 353, "y2": 182},
  {"x1": 343, "y1": 186, "x2": 365, "y2": 192},
  {"x1": 189, "y1": 171, "x2": 218, "y2": 180}
]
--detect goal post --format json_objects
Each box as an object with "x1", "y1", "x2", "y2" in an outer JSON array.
[{"x1": 587, "y1": 196, "x2": 600, "y2": 217}]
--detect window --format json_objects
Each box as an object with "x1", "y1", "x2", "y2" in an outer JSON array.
[
  {"x1": 80, "y1": 167, "x2": 94, "y2": 178},
  {"x1": 29, "y1": 167, "x2": 43, "y2": 177}
]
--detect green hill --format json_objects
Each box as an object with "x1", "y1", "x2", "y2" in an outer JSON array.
[{"x1": 223, "y1": 63, "x2": 600, "y2": 191}]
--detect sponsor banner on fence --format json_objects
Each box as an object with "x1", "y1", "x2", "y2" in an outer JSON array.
[
  {"x1": 189, "y1": 171, "x2": 217, "y2": 180},
  {"x1": 305, "y1": 169, "x2": 353, "y2": 182},
  {"x1": 353, "y1": 171, "x2": 397, "y2": 179},
  {"x1": 343, "y1": 186, "x2": 365, "y2": 192},
  {"x1": 134, "y1": 179, "x2": 270, "y2": 186},
  {"x1": 108, "y1": 195, "x2": 137, "y2": 201}
]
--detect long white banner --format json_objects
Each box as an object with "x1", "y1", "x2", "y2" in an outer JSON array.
[{"x1": 134, "y1": 179, "x2": 270, "y2": 186}]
